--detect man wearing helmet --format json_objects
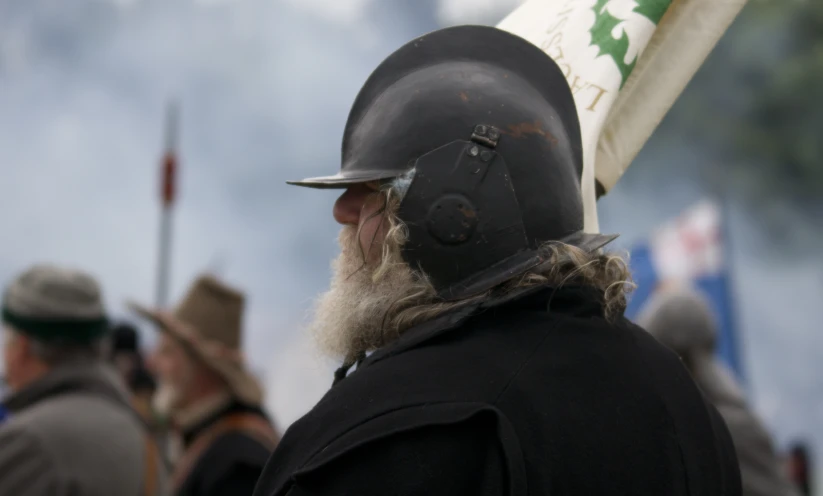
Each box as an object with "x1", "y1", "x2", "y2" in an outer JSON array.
[{"x1": 253, "y1": 26, "x2": 741, "y2": 496}]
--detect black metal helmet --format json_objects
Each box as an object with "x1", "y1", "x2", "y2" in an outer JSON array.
[{"x1": 289, "y1": 25, "x2": 616, "y2": 300}]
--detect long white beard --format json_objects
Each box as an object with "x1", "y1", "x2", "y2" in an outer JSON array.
[{"x1": 307, "y1": 226, "x2": 420, "y2": 361}]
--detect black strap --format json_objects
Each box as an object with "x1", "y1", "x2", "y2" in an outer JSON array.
[{"x1": 332, "y1": 351, "x2": 367, "y2": 387}]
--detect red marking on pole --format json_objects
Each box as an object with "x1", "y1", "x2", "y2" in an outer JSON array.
[{"x1": 162, "y1": 151, "x2": 176, "y2": 207}]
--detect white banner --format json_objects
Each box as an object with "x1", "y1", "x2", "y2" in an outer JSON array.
[{"x1": 497, "y1": 0, "x2": 748, "y2": 233}]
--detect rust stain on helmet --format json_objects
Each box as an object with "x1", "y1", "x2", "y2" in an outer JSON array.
[
  {"x1": 503, "y1": 121, "x2": 559, "y2": 145},
  {"x1": 458, "y1": 206, "x2": 477, "y2": 218}
]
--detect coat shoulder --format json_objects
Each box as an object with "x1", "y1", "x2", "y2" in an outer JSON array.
[
  {"x1": 0, "y1": 419, "x2": 62, "y2": 494},
  {"x1": 3, "y1": 392, "x2": 146, "y2": 491},
  {"x1": 191, "y1": 430, "x2": 273, "y2": 487},
  {"x1": 267, "y1": 403, "x2": 520, "y2": 496},
  {"x1": 12, "y1": 392, "x2": 144, "y2": 449}
]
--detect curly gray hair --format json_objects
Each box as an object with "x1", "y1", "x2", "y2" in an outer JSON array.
[{"x1": 362, "y1": 186, "x2": 634, "y2": 332}]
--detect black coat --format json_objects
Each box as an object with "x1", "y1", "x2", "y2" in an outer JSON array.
[
  {"x1": 179, "y1": 403, "x2": 273, "y2": 496},
  {"x1": 253, "y1": 286, "x2": 742, "y2": 496}
]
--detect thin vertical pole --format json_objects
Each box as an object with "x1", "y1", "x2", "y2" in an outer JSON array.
[{"x1": 156, "y1": 207, "x2": 173, "y2": 308}]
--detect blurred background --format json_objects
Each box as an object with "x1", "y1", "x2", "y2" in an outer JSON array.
[{"x1": 0, "y1": 0, "x2": 820, "y2": 491}]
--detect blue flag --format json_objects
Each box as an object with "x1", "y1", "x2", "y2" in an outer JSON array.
[{"x1": 625, "y1": 200, "x2": 744, "y2": 380}]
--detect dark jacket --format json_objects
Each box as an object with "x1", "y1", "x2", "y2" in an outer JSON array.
[
  {"x1": 177, "y1": 402, "x2": 276, "y2": 496},
  {"x1": 253, "y1": 286, "x2": 742, "y2": 496}
]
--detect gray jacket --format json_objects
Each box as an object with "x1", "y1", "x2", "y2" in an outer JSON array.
[
  {"x1": 638, "y1": 287, "x2": 799, "y2": 496},
  {"x1": 0, "y1": 361, "x2": 168, "y2": 496}
]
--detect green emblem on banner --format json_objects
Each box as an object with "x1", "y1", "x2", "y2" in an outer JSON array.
[{"x1": 590, "y1": 0, "x2": 672, "y2": 88}]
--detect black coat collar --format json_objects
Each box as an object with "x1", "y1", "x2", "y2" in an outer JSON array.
[{"x1": 335, "y1": 284, "x2": 606, "y2": 385}]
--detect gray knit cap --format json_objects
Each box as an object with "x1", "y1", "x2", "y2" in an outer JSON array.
[
  {"x1": 636, "y1": 285, "x2": 717, "y2": 357},
  {"x1": 2, "y1": 264, "x2": 108, "y2": 342}
]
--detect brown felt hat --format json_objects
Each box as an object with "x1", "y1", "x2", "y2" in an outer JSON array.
[{"x1": 128, "y1": 274, "x2": 263, "y2": 406}]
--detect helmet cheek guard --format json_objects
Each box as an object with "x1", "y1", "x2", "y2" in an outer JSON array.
[{"x1": 398, "y1": 130, "x2": 540, "y2": 301}]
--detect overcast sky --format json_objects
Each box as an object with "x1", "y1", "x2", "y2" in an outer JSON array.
[{"x1": 1, "y1": 0, "x2": 821, "y2": 466}]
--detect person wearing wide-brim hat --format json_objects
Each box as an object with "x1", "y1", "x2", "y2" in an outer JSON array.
[
  {"x1": 0, "y1": 264, "x2": 167, "y2": 496},
  {"x1": 130, "y1": 273, "x2": 280, "y2": 496}
]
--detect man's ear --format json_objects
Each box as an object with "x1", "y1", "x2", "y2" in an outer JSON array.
[
  {"x1": 2, "y1": 328, "x2": 27, "y2": 367},
  {"x1": 12, "y1": 331, "x2": 31, "y2": 359}
]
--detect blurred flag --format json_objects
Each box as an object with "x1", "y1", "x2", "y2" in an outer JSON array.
[
  {"x1": 497, "y1": 0, "x2": 749, "y2": 233},
  {"x1": 625, "y1": 200, "x2": 744, "y2": 379}
]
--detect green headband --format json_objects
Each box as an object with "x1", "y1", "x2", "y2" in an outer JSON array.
[{"x1": 2, "y1": 308, "x2": 109, "y2": 343}]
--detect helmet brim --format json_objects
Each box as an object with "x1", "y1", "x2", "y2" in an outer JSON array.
[{"x1": 286, "y1": 170, "x2": 403, "y2": 189}]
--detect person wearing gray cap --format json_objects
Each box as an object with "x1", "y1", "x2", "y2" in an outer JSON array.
[
  {"x1": 0, "y1": 264, "x2": 167, "y2": 496},
  {"x1": 638, "y1": 285, "x2": 800, "y2": 496}
]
